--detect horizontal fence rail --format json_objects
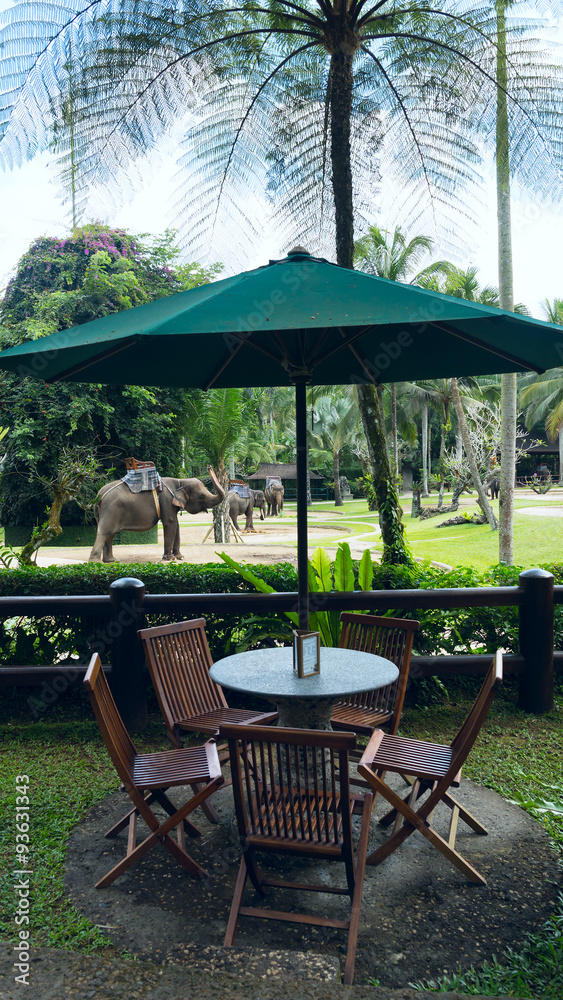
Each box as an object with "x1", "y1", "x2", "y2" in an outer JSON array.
[{"x1": 1, "y1": 568, "x2": 559, "y2": 729}]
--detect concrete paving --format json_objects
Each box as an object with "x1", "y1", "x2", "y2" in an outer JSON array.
[{"x1": 55, "y1": 772, "x2": 560, "y2": 994}]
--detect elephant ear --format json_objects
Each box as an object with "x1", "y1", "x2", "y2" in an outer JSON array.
[{"x1": 172, "y1": 486, "x2": 187, "y2": 509}]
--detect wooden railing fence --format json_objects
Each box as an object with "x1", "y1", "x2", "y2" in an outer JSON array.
[{"x1": 1, "y1": 568, "x2": 559, "y2": 730}]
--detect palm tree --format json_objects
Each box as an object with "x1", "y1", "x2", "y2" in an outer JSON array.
[
  {"x1": 186, "y1": 388, "x2": 250, "y2": 542},
  {"x1": 0, "y1": 1, "x2": 494, "y2": 262},
  {"x1": 353, "y1": 226, "x2": 453, "y2": 285},
  {"x1": 519, "y1": 301, "x2": 563, "y2": 486},
  {"x1": 353, "y1": 224, "x2": 453, "y2": 478},
  {"x1": 309, "y1": 393, "x2": 360, "y2": 505},
  {"x1": 543, "y1": 299, "x2": 563, "y2": 326}
]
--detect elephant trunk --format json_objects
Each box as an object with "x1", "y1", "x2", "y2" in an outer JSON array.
[{"x1": 206, "y1": 465, "x2": 226, "y2": 506}]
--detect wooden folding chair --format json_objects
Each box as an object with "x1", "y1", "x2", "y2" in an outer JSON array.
[
  {"x1": 219, "y1": 723, "x2": 373, "y2": 986},
  {"x1": 330, "y1": 613, "x2": 420, "y2": 736},
  {"x1": 357, "y1": 651, "x2": 503, "y2": 885},
  {"x1": 138, "y1": 618, "x2": 279, "y2": 749},
  {"x1": 83, "y1": 653, "x2": 224, "y2": 888}
]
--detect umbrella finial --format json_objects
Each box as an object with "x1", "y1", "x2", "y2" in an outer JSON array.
[{"x1": 287, "y1": 246, "x2": 310, "y2": 255}]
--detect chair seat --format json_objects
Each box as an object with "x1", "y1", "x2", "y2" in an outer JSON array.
[
  {"x1": 132, "y1": 743, "x2": 221, "y2": 790},
  {"x1": 177, "y1": 707, "x2": 278, "y2": 736},
  {"x1": 330, "y1": 703, "x2": 392, "y2": 733},
  {"x1": 369, "y1": 731, "x2": 455, "y2": 780}
]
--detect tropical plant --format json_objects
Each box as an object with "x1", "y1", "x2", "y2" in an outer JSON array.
[
  {"x1": 219, "y1": 542, "x2": 376, "y2": 647},
  {"x1": 353, "y1": 225, "x2": 452, "y2": 478}
]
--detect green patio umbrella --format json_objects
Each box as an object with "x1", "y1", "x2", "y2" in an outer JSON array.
[{"x1": 1, "y1": 248, "x2": 562, "y2": 627}]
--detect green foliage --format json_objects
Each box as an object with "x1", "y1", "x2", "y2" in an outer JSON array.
[
  {"x1": 220, "y1": 542, "x2": 372, "y2": 648},
  {"x1": 0, "y1": 225, "x2": 221, "y2": 528}
]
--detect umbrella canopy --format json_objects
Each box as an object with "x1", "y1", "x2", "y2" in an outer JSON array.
[
  {"x1": 2, "y1": 249, "x2": 563, "y2": 628},
  {"x1": 1, "y1": 249, "x2": 561, "y2": 388}
]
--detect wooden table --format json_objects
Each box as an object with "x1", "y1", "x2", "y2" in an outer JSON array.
[{"x1": 210, "y1": 645, "x2": 399, "y2": 730}]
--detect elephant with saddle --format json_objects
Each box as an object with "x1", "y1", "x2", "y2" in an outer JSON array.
[
  {"x1": 265, "y1": 479, "x2": 284, "y2": 517},
  {"x1": 228, "y1": 489, "x2": 266, "y2": 532},
  {"x1": 88, "y1": 466, "x2": 225, "y2": 562}
]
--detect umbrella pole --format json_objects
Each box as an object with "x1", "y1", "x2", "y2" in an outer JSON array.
[{"x1": 294, "y1": 378, "x2": 310, "y2": 631}]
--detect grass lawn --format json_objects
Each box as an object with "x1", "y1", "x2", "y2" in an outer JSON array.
[{"x1": 291, "y1": 491, "x2": 563, "y2": 570}]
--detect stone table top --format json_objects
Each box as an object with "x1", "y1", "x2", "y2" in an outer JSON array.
[{"x1": 210, "y1": 646, "x2": 398, "y2": 703}]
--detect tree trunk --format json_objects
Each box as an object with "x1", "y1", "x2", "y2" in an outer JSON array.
[
  {"x1": 456, "y1": 428, "x2": 463, "y2": 462},
  {"x1": 213, "y1": 463, "x2": 230, "y2": 543},
  {"x1": 329, "y1": 44, "x2": 409, "y2": 563},
  {"x1": 421, "y1": 402, "x2": 429, "y2": 495},
  {"x1": 391, "y1": 382, "x2": 398, "y2": 475},
  {"x1": 496, "y1": 0, "x2": 516, "y2": 564},
  {"x1": 438, "y1": 395, "x2": 449, "y2": 508},
  {"x1": 355, "y1": 383, "x2": 411, "y2": 565},
  {"x1": 333, "y1": 450, "x2": 343, "y2": 505},
  {"x1": 329, "y1": 49, "x2": 354, "y2": 269},
  {"x1": 19, "y1": 496, "x2": 65, "y2": 565},
  {"x1": 451, "y1": 377, "x2": 498, "y2": 530},
  {"x1": 559, "y1": 427, "x2": 563, "y2": 485}
]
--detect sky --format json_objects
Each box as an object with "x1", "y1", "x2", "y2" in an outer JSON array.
[{"x1": 0, "y1": 5, "x2": 562, "y2": 317}]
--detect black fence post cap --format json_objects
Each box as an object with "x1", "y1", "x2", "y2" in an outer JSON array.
[
  {"x1": 109, "y1": 577, "x2": 145, "y2": 592},
  {"x1": 518, "y1": 568, "x2": 554, "y2": 581}
]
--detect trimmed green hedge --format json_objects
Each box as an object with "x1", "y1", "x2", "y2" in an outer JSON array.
[{"x1": 1, "y1": 560, "x2": 562, "y2": 666}]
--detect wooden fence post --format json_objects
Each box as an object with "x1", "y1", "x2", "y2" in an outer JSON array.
[
  {"x1": 518, "y1": 568, "x2": 554, "y2": 714},
  {"x1": 109, "y1": 577, "x2": 147, "y2": 732}
]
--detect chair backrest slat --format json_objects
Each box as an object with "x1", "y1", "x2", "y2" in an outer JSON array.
[
  {"x1": 84, "y1": 653, "x2": 137, "y2": 783},
  {"x1": 139, "y1": 619, "x2": 228, "y2": 734},
  {"x1": 220, "y1": 724, "x2": 356, "y2": 851},
  {"x1": 339, "y1": 613, "x2": 420, "y2": 723},
  {"x1": 450, "y1": 650, "x2": 503, "y2": 765}
]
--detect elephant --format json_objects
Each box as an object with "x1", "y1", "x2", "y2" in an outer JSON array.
[
  {"x1": 265, "y1": 480, "x2": 284, "y2": 517},
  {"x1": 228, "y1": 489, "x2": 266, "y2": 532},
  {"x1": 88, "y1": 466, "x2": 225, "y2": 562},
  {"x1": 490, "y1": 477, "x2": 500, "y2": 500}
]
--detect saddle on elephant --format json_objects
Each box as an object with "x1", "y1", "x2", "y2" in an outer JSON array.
[
  {"x1": 121, "y1": 457, "x2": 163, "y2": 518},
  {"x1": 229, "y1": 479, "x2": 250, "y2": 498},
  {"x1": 121, "y1": 457, "x2": 163, "y2": 494}
]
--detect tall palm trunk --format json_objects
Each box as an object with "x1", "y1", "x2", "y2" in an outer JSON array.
[
  {"x1": 451, "y1": 378, "x2": 498, "y2": 530},
  {"x1": 496, "y1": 0, "x2": 516, "y2": 564},
  {"x1": 213, "y1": 461, "x2": 231, "y2": 543},
  {"x1": 421, "y1": 402, "x2": 429, "y2": 495},
  {"x1": 333, "y1": 450, "x2": 343, "y2": 505},
  {"x1": 355, "y1": 384, "x2": 410, "y2": 564},
  {"x1": 559, "y1": 427, "x2": 563, "y2": 486},
  {"x1": 329, "y1": 39, "x2": 410, "y2": 564},
  {"x1": 391, "y1": 382, "x2": 399, "y2": 475},
  {"x1": 438, "y1": 396, "x2": 450, "y2": 508},
  {"x1": 329, "y1": 46, "x2": 354, "y2": 269}
]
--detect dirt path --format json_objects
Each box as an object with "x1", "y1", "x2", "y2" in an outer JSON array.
[{"x1": 34, "y1": 508, "x2": 371, "y2": 567}]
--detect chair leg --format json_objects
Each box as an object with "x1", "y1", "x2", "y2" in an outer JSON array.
[
  {"x1": 224, "y1": 856, "x2": 248, "y2": 946},
  {"x1": 441, "y1": 790, "x2": 488, "y2": 836},
  {"x1": 96, "y1": 777, "x2": 223, "y2": 888},
  {"x1": 343, "y1": 793, "x2": 373, "y2": 987},
  {"x1": 153, "y1": 790, "x2": 201, "y2": 838}
]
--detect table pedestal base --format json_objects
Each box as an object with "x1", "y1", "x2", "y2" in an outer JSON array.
[{"x1": 276, "y1": 697, "x2": 338, "y2": 731}]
